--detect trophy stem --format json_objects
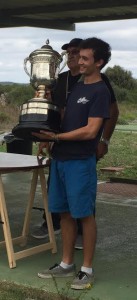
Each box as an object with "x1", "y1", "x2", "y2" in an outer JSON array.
[{"x1": 37, "y1": 85, "x2": 45, "y2": 99}]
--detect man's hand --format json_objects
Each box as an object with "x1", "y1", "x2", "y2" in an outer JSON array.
[
  {"x1": 45, "y1": 89, "x2": 52, "y2": 101},
  {"x1": 96, "y1": 141, "x2": 108, "y2": 160},
  {"x1": 37, "y1": 141, "x2": 54, "y2": 158},
  {"x1": 34, "y1": 88, "x2": 52, "y2": 101},
  {"x1": 38, "y1": 142, "x2": 49, "y2": 156},
  {"x1": 32, "y1": 130, "x2": 55, "y2": 141}
]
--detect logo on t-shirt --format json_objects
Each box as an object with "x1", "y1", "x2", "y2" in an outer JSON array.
[{"x1": 77, "y1": 97, "x2": 89, "y2": 104}]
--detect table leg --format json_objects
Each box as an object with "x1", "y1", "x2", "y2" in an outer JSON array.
[
  {"x1": 21, "y1": 169, "x2": 38, "y2": 243},
  {"x1": 0, "y1": 168, "x2": 57, "y2": 267},
  {"x1": 39, "y1": 169, "x2": 57, "y2": 253},
  {"x1": 0, "y1": 175, "x2": 16, "y2": 268}
]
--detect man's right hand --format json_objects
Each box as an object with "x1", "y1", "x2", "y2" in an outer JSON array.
[
  {"x1": 37, "y1": 142, "x2": 49, "y2": 156},
  {"x1": 35, "y1": 88, "x2": 52, "y2": 101}
]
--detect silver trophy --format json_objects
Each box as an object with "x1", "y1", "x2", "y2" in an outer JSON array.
[{"x1": 12, "y1": 40, "x2": 67, "y2": 141}]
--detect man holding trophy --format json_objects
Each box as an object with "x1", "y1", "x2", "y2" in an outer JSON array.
[
  {"x1": 32, "y1": 37, "x2": 113, "y2": 289},
  {"x1": 31, "y1": 38, "x2": 119, "y2": 253}
]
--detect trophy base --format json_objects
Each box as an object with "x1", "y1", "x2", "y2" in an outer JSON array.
[
  {"x1": 12, "y1": 99, "x2": 61, "y2": 142},
  {"x1": 12, "y1": 122, "x2": 59, "y2": 142}
]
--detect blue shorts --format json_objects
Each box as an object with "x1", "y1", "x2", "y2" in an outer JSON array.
[{"x1": 48, "y1": 157, "x2": 97, "y2": 219}]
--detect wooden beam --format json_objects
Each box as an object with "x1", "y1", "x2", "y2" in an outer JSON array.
[
  {"x1": 0, "y1": 16, "x2": 75, "y2": 31},
  {"x1": 0, "y1": 1, "x2": 137, "y2": 17}
]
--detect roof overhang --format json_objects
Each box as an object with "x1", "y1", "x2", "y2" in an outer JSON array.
[{"x1": 0, "y1": 0, "x2": 137, "y2": 31}]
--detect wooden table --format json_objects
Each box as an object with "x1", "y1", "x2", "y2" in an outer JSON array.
[{"x1": 0, "y1": 152, "x2": 57, "y2": 268}]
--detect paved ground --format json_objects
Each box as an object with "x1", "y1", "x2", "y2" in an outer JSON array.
[
  {"x1": 0, "y1": 172, "x2": 137, "y2": 300},
  {"x1": 98, "y1": 181, "x2": 137, "y2": 198}
]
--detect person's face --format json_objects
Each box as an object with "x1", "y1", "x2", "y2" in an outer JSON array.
[
  {"x1": 66, "y1": 47, "x2": 80, "y2": 70},
  {"x1": 78, "y1": 49, "x2": 103, "y2": 75}
]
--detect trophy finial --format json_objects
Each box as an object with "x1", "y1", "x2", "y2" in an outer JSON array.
[{"x1": 46, "y1": 39, "x2": 49, "y2": 45}]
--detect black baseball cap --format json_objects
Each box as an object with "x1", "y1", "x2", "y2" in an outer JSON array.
[{"x1": 61, "y1": 38, "x2": 83, "y2": 50}]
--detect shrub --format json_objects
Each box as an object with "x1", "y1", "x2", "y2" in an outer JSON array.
[
  {"x1": 111, "y1": 83, "x2": 129, "y2": 102},
  {"x1": 6, "y1": 84, "x2": 34, "y2": 106},
  {"x1": 105, "y1": 65, "x2": 136, "y2": 90},
  {"x1": 0, "y1": 112, "x2": 9, "y2": 123}
]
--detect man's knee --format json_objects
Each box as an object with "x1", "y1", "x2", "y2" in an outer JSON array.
[
  {"x1": 81, "y1": 214, "x2": 95, "y2": 224},
  {"x1": 60, "y1": 212, "x2": 71, "y2": 220}
]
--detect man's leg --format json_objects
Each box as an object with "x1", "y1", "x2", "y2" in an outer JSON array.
[
  {"x1": 61, "y1": 212, "x2": 77, "y2": 264},
  {"x1": 75, "y1": 219, "x2": 83, "y2": 249},
  {"x1": 71, "y1": 214, "x2": 96, "y2": 290},
  {"x1": 37, "y1": 160, "x2": 77, "y2": 278},
  {"x1": 37, "y1": 213, "x2": 77, "y2": 279},
  {"x1": 82, "y1": 215, "x2": 96, "y2": 267},
  {"x1": 69, "y1": 156, "x2": 97, "y2": 289},
  {"x1": 75, "y1": 208, "x2": 96, "y2": 250}
]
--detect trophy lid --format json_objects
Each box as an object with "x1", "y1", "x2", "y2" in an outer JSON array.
[
  {"x1": 29, "y1": 39, "x2": 61, "y2": 60},
  {"x1": 41, "y1": 39, "x2": 53, "y2": 50}
]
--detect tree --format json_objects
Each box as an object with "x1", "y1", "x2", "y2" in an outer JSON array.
[
  {"x1": 6, "y1": 84, "x2": 34, "y2": 106},
  {"x1": 105, "y1": 65, "x2": 136, "y2": 90}
]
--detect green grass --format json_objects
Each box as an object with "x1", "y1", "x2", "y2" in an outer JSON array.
[
  {"x1": 97, "y1": 130, "x2": 137, "y2": 181},
  {"x1": 118, "y1": 100, "x2": 137, "y2": 122},
  {"x1": 0, "y1": 281, "x2": 98, "y2": 300},
  {"x1": 0, "y1": 281, "x2": 70, "y2": 300}
]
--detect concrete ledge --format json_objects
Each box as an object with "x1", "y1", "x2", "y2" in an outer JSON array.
[{"x1": 100, "y1": 167, "x2": 124, "y2": 172}]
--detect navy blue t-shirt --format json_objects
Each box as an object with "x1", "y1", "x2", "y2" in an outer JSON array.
[{"x1": 52, "y1": 80, "x2": 110, "y2": 160}]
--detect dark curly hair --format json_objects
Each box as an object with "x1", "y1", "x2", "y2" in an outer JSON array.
[{"x1": 79, "y1": 37, "x2": 111, "y2": 69}]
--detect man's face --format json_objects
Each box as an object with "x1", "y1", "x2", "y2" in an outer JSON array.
[
  {"x1": 66, "y1": 47, "x2": 80, "y2": 70},
  {"x1": 78, "y1": 49, "x2": 102, "y2": 75}
]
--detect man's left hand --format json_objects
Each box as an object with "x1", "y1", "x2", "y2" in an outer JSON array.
[
  {"x1": 32, "y1": 130, "x2": 55, "y2": 141},
  {"x1": 96, "y1": 141, "x2": 108, "y2": 160}
]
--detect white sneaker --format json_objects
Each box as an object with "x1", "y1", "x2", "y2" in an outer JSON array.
[
  {"x1": 71, "y1": 270, "x2": 94, "y2": 289},
  {"x1": 38, "y1": 263, "x2": 75, "y2": 278}
]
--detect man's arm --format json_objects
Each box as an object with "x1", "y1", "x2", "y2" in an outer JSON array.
[
  {"x1": 102, "y1": 101, "x2": 119, "y2": 140},
  {"x1": 32, "y1": 117, "x2": 104, "y2": 142},
  {"x1": 96, "y1": 101, "x2": 119, "y2": 159}
]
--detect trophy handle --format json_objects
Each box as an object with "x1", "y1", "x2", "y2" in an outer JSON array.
[
  {"x1": 55, "y1": 51, "x2": 68, "y2": 79},
  {"x1": 24, "y1": 57, "x2": 31, "y2": 78}
]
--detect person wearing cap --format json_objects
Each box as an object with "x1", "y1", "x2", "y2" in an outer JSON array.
[
  {"x1": 52, "y1": 38, "x2": 83, "y2": 108},
  {"x1": 31, "y1": 38, "x2": 119, "y2": 246},
  {"x1": 32, "y1": 37, "x2": 112, "y2": 289}
]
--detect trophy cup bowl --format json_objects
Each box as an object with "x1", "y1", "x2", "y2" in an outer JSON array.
[{"x1": 12, "y1": 40, "x2": 66, "y2": 142}]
